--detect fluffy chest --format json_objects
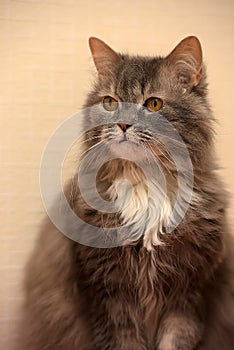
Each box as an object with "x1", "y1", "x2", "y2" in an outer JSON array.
[
  {"x1": 108, "y1": 176, "x2": 172, "y2": 250},
  {"x1": 77, "y1": 244, "x2": 167, "y2": 305}
]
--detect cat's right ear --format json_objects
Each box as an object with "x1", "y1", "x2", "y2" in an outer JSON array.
[{"x1": 89, "y1": 37, "x2": 122, "y2": 76}]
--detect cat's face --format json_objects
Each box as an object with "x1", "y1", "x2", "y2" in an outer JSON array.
[{"x1": 83, "y1": 36, "x2": 213, "y2": 173}]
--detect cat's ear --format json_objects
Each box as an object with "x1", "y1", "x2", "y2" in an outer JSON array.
[
  {"x1": 89, "y1": 37, "x2": 122, "y2": 76},
  {"x1": 167, "y1": 36, "x2": 203, "y2": 90}
]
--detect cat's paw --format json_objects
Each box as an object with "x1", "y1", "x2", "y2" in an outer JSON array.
[
  {"x1": 157, "y1": 333, "x2": 176, "y2": 350},
  {"x1": 157, "y1": 312, "x2": 203, "y2": 350},
  {"x1": 157, "y1": 332, "x2": 192, "y2": 350}
]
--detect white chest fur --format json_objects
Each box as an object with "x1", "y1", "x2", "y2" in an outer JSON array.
[{"x1": 108, "y1": 175, "x2": 172, "y2": 250}]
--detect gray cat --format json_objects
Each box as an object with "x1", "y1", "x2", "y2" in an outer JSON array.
[{"x1": 19, "y1": 36, "x2": 234, "y2": 349}]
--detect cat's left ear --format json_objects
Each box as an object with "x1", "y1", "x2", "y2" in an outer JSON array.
[
  {"x1": 167, "y1": 36, "x2": 203, "y2": 90},
  {"x1": 89, "y1": 37, "x2": 122, "y2": 76}
]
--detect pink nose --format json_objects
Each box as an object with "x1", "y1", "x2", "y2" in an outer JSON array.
[{"x1": 117, "y1": 123, "x2": 132, "y2": 132}]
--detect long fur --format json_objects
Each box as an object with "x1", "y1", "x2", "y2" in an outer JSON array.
[{"x1": 19, "y1": 37, "x2": 234, "y2": 350}]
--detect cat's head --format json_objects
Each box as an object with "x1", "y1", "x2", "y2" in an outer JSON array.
[
  {"x1": 83, "y1": 36, "x2": 214, "y2": 173},
  {"x1": 82, "y1": 36, "x2": 212, "y2": 169}
]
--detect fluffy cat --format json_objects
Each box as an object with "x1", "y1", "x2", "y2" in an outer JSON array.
[{"x1": 19, "y1": 36, "x2": 234, "y2": 350}]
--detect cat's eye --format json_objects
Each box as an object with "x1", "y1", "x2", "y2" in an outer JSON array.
[
  {"x1": 103, "y1": 96, "x2": 119, "y2": 111},
  {"x1": 144, "y1": 97, "x2": 163, "y2": 112}
]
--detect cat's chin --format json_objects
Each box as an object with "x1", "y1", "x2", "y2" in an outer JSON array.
[{"x1": 108, "y1": 139, "x2": 151, "y2": 163}]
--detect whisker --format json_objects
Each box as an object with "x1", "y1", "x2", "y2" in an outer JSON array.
[
  {"x1": 136, "y1": 130, "x2": 175, "y2": 167},
  {"x1": 79, "y1": 134, "x2": 103, "y2": 144},
  {"x1": 80, "y1": 127, "x2": 115, "y2": 144},
  {"x1": 145, "y1": 141, "x2": 171, "y2": 173},
  {"x1": 136, "y1": 137, "x2": 154, "y2": 168},
  {"x1": 79, "y1": 139, "x2": 106, "y2": 160},
  {"x1": 144, "y1": 137, "x2": 175, "y2": 166},
  {"x1": 137, "y1": 130, "x2": 185, "y2": 147}
]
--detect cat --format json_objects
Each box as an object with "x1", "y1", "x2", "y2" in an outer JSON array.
[{"x1": 19, "y1": 36, "x2": 234, "y2": 350}]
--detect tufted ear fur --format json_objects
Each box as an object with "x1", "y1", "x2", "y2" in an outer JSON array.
[
  {"x1": 167, "y1": 36, "x2": 203, "y2": 91},
  {"x1": 89, "y1": 37, "x2": 122, "y2": 76}
]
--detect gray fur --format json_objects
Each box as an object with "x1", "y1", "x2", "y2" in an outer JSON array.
[{"x1": 19, "y1": 37, "x2": 234, "y2": 349}]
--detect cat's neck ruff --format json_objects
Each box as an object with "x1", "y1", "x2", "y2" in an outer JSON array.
[{"x1": 106, "y1": 160, "x2": 173, "y2": 250}]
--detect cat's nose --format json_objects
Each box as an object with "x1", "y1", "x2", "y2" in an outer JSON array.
[{"x1": 117, "y1": 123, "x2": 132, "y2": 132}]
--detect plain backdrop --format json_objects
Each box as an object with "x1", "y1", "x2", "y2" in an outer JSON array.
[{"x1": 0, "y1": 0, "x2": 233, "y2": 349}]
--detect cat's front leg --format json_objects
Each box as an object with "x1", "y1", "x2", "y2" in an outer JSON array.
[
  {"x1": 94, "y1": 296, "x2": 148, "y2": 350},
  {"x1": 156, "y1": 311, "x2": 203, "y2": 350},
  {"x1": 90, "y1": 315, "x2": 148, "y2": 350}
]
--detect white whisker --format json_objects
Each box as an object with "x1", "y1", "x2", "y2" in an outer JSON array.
[
  {"x1": 79, "y1": 135, "x2": 103, "y2": 144},
  {"x1": 79, "y1": 139, "x2": 106, "y2": 159}
]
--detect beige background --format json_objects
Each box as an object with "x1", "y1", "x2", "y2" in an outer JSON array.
[{"x1": 0, "y1": 0, "x2": 233, "y2": 349}]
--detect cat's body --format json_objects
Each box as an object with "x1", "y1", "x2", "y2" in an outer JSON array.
[{"x1": 19, "y1": 37, "x2": 234, "y2": 349}]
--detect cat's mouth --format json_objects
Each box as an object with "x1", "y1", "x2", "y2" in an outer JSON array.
[
  {"x1": 107, "y1": 134, "x2": 150, "y2": 162},
  {"x1": 118, "y1": 134, "x2": 128, "y2": 143},
  {"x1": 105, "y1": 131, "x2": 177, "y2": 173}
]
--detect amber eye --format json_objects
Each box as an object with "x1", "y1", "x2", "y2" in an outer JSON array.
[
  {"x1": 144, "y1": 97, "x2": 163, "y2": 112},
  {"x1": 103, "y1": 96, "x2": 118, "y2": 111}
]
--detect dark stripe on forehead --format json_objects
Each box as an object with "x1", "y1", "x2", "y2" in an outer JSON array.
[{"x1": 117, "y1": 63, "x2": 147, "y2": 101}]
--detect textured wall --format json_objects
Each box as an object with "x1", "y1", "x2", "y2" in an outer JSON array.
[{"x1": 0, "y1": 0, "x2": 233, "y2": 349}]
